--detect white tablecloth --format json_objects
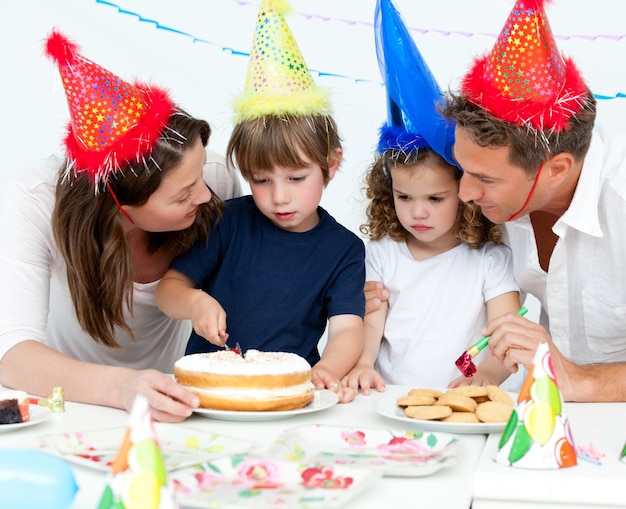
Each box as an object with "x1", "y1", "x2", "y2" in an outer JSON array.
[
  {"x1": 0, "y1": 386, "x2": 486, "y2": 509},
  {"x1": 473, "y1": 401, "x2": 626, "y2": 509}
]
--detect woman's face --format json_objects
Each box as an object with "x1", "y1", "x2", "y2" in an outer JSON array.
[{"x1": 123, "y1": 137, "x2": 213, "y2": 232}]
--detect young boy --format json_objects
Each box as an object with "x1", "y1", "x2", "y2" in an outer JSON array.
[{"x1": 155, "y1": 0, "x2": 365, "y2": 403}]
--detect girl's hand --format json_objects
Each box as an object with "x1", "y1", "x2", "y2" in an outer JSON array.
[{"x1": 342, "y1": 364, "x2": 386, "y2": 395}]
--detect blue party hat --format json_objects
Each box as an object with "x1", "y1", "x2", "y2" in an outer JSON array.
[{"x1": 375, "y1": 0, "x2": 457, "y2": 167}]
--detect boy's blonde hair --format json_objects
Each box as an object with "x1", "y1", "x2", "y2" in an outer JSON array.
[{"x1": 227, "y1": 114, "x2": 341, "y2": 184}]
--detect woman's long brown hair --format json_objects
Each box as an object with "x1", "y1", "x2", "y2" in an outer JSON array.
[{"x1": 52, "y1": 111, "x2": 224, "y2": 347}]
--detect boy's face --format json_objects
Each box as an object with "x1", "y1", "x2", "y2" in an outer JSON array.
[{"x1": 248, "y1": 156, "x2": 337, "y2": 233}]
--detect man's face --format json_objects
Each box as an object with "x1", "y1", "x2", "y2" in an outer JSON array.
[{"x1": 453, "y1": 127, "x2": 536, "y2": 224}]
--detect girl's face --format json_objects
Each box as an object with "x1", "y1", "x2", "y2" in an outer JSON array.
[
  {"x1": 123, "y1": 137, "x2": 213, "y2": 232},
  {"x1": 248, "y1": 151, "x2": 339, "y2": 233},
  {"x1": 390, "y1": 162, "x2": 460, "y2": 252}
]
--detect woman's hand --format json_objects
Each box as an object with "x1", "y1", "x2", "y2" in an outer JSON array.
[{"x1": 122, "y1": 369, "x2": 199, "y2": 422}]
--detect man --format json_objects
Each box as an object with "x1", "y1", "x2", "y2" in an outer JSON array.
[{"x1": 367, "y1": 0, "x2": 626, "y2": 401}]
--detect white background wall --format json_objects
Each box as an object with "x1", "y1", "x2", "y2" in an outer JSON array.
[{"x1": 1, "y1": 0, "x2": 625, "y2": 348}]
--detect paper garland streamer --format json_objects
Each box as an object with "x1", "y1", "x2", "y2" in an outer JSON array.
[{"x1": 94, "y1": 0, "x2": 626, "y2": 100}]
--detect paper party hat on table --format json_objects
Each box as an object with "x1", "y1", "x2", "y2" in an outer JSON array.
[
  {"x1": 460, "y1": 0, "x2": 587, "y2": 132},
  {"x1": 97, "y1": 395, "x2": 178, "y2": 509},
  {"x1": 496, "y1": 341, "x2": 577, "y2": 469},
  {"x1": 232, "y1": 0, "x2": 331, "y2": 124}
]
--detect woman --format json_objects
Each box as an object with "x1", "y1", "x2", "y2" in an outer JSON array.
[{"x1": 0, "y1": 30, "x2": 240, "y2": 422}]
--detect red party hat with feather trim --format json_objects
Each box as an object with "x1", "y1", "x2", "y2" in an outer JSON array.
[
  {"x1": 460, "y1": 0, "x2": 587, "y2": 132},
  {"x1": 45, "y1": 29, "x2": 174, "y2": 188}
]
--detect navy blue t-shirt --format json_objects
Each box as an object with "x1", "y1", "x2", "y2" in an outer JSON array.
[{"x1": 171, "y1": 196, "x2": 365, "y2": 366}]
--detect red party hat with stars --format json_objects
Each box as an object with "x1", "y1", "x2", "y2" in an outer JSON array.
[
  {"x1": 460, "y1": 0, "x2": 587, "y2": 132},
  {"x1": 45, "y1": 29, "x2": 174, "y2": 187}
]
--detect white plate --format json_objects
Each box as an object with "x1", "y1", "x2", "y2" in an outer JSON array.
[
  {"x1": 40, "y1": 423, "x2": 258, "y2": 471},
  {"x1": 192, "y1": 389, "x2": 339, "y2": 422},
  {"x1": 374, "y1": 389, "x2": 509, "y2": 435},
  {"x1": 0, "y1": 405, "x2": 51, "y2": 432},
  {"x1": 171, "y1": 454, "x2": 381, "y2": 508},
  {"x1": 265, "y1": 424, "x2": 460, "y2": 477}
]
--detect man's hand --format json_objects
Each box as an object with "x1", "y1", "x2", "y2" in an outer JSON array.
[{"x1": 364, "y1": 281, "x2": 389, "y2": 314}]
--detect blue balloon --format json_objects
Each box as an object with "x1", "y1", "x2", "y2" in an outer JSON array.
[{"x1": 0, "y1": 449, "x2": 78, "y2": 509}]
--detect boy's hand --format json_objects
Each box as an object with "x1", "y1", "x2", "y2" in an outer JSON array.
[
  {"x1": 311, "y1": 365, "x2": 357, "y2": 403},
  {"x1": 189, "y1": 293, "x2": 229, "y2": 346}
]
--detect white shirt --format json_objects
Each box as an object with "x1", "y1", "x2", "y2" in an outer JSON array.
[
  {"x1": 0, "y1": 150, "x2": 242, "y2": 372},
  {"x1": 504, "y1": 126, "x2": 626, "y2": 363},
  {"x1": 366, "y1": 236, "x2": 519, "y2": 386}
]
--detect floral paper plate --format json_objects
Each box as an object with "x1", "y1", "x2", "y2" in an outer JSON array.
[
  {"x1": 40, "y1": 423, "x2": 258, "y2": 471},
  {"x1": 171, "y1": 455, "x2": 380, "y2": 508},
  {"x1": 264, "y1": 424, "x2": 460, "y2": 477}
]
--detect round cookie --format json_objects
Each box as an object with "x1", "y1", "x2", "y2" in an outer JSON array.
[
  {"x1": 404, "y1": 405, "x2": 452, "y2": 421},
  {"x1": 435, "y1": 393, "x2": 477, "y2": 413},
  {"x1": 486, "y1": 385, "x2": 514, "y2": 405},
  {"x1": 476, "y1": 401, "x2": 514, "y2": 423},
  {"x1": 441, "y1": 411, "x2": 480, "y2": 423},
  {"x1": 450, "y1": 385, "x2": 489, "y2": 398},
  {"x1": 397, "y1": 394, "x2": 436, "y2": 407},
  {"x1": 408, "y1": 388, "x2": 443, "y2": 398}
]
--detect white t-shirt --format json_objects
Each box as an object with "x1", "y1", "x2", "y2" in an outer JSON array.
[
  {"x1": 366, "y1": 237, "x2": 519, "y2": 386},
  {"x1": 504, "y1": 126, "x2": 626, "y2": 364},
  {"x1": 0, "y1": 150, "x2": 242, "y2": 373}
]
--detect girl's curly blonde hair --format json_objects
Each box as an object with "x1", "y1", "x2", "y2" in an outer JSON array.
[{"x1": 360, "y1": 148, "x2": 502, "y2": 248}]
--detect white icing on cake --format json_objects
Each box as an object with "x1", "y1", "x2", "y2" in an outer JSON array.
[
  {"x1": 175, "y1": 349, "x2": 311, "y2": 375},
  {"x1": 189, "y1": 382, "x2": 315, "y2": 400}
]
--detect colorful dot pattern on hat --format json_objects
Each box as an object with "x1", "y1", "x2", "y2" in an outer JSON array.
[
  {"x1": 483, "y1": 2, "x2": 565, "y2": 103},
  {"x1": 244, "y1": 5, "x2": 315, "y2": 99},
  {"x1": 60, "y1": 55, "x2": 146, "y2": 153}
]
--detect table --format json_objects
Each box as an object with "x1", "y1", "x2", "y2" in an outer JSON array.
[
  {"x1": 473, "y1": 401, "x2": 626, "y2": 509},
  {"x1": 0, "y1": 386, "x2": 486, "y2": 509}
]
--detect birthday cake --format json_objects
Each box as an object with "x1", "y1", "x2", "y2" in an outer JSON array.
[
  {"x1": 0, "y1": 389, "x2": 30, "y2": 424},
  {"x1": 174, "y1": 350, "x2": 315, "y2": 411}
]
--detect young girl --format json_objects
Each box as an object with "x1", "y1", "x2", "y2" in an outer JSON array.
[
  {"x1": 343, "y1": 147, "x2": 520, "y2": 393},
  {"x1": 343, "y1": 0, "x2": 520, "y2": 394}
]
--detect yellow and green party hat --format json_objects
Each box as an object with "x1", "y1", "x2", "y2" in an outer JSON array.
[
  {"x1": 233, "y1": 0, "x2": 331, "y2": 124},
  {"x1": 496, "y1": 341, "x2": 577, "y2": 469},
  {"x1": 97, "y1": 395, "x2": 177, "y2": 509}
]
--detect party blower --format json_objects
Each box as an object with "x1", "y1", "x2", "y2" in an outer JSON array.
[{"x1": 454, "y1": 307, "x2": 528, "y2": 377}]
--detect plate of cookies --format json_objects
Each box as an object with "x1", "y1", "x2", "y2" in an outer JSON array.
[{"x1": 374, "y1": 385, "x2": 516, "y2": 434}]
